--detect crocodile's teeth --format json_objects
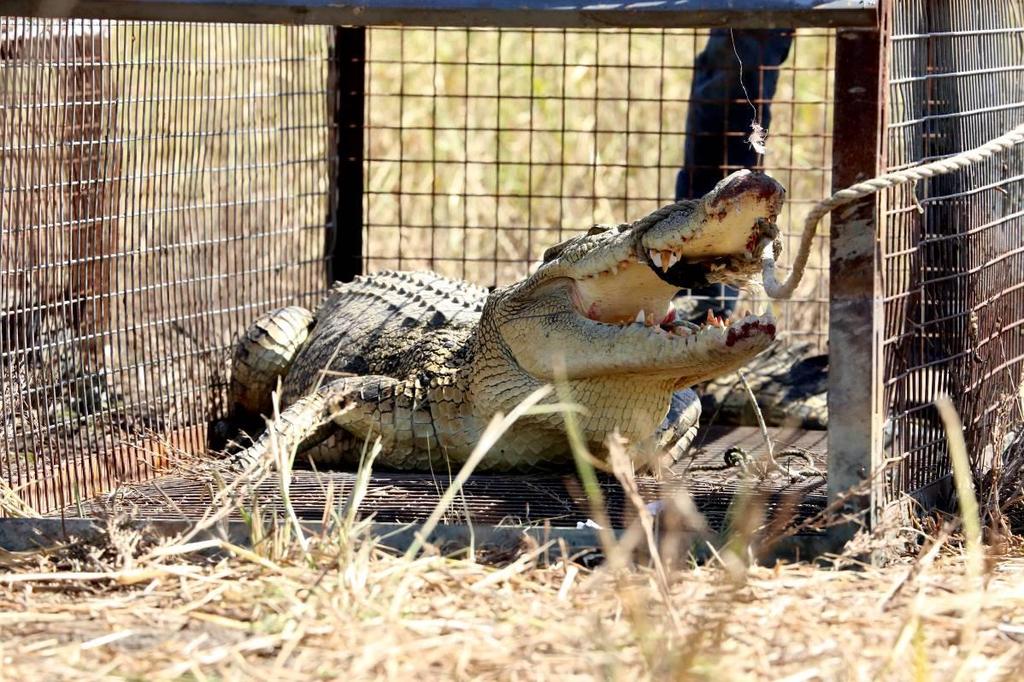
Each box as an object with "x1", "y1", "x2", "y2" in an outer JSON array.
[
  {"x1": 667, "y1": 251, "x2": 681, "y2": 268},
  {"x1": 648, "y1": 248, "x2": 660, "y2": 266},
  {"x1": 635, "y1": 310, "x2": 646, "y2": 325},
  {"x1": 659, "y1": 250, "x2": 673, "y2": 272},
  {"x1": 610, "y1": 263, "x2": 619, "y2": 274}
]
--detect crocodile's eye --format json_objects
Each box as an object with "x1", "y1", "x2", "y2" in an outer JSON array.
[{"x1": 541, "y1": 237, "x2": 577, "y2": 263}]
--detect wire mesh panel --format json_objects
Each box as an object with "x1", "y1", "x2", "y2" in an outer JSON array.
[
  {"x1": 362, "y1": 27, "x2": 835, "y2": 347},
  {"x1": 0, "y1": 18, "x2": 333, "y2": 513},
  {"x1": 883, "y1": 1, "x2": 1024, "y2": 501}
]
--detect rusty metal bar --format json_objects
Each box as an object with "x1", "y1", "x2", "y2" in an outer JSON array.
[
  {"x1": 327, "y1": 26, "x2": 366, "y2": 284},
  {"x1": 0, "y1": 517, "x2": 835, "y2": 564},
  {"x1": 10, "y1": 0, "x2": 880, "y2": 29},
  {"x1": 827, "y1": 23, "x2": 887, "y2": 541}
]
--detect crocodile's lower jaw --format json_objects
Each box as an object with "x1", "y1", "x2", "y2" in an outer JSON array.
[
  {"x1": 568, "y1": 244, "x2": 776, "y2": 348},
  {"x1": 558, "y1": 239, "x2": 778, "y2": 385}
]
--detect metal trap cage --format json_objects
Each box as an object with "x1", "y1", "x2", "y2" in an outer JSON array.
[{"x1": 1, "y1": 0, "x2": 1022, "y2": 555}]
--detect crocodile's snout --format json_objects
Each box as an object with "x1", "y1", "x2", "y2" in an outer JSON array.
[
  {"x1": 639, "y1": 170, "x2": 784, "y2": 289},
  {"x1": 705, "y1": 170, "x2": 785, "y2": 220},
  {"x1": 499, "y1": 170, "x2": 785, "y2": 386}
]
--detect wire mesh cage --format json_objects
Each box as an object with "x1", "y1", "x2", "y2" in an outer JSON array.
[
  {"x1": 1, "y1": 19, "x2": 333, "y2": 512},
  {"x1": 882, "y1": 0, "x2": 1024, "y2": 505},
  {"x1": 1, "y1": 16, "x2": 838, "y2": 520},
  {"x1": 0, "y1": 1, "x2": 1022, "y2": 552},
  {"x1": 361, "y1": 26, "x2": 835, "y2": 347}
]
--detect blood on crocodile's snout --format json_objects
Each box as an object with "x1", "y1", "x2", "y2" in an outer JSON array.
[
  {"x1": 726, "y1": 321, "x2": 776, "y2": 347},
  {"x1": 706, "y1": 172, "x2": 785, "y2": 220},
  {"x1": 745, "y1": 231, "x2": 761, "y2": 254}
]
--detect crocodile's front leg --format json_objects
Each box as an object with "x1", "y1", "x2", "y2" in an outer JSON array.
[
  {"x1": 225, "y1": 375, "x2": 441, "y2": 472},
  {"x1": 654, "y1": 388, "x2": 702, "y2": 468}
]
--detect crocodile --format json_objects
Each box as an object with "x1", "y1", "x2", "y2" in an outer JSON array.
[{"x1": 223, "y1": 170, "x2": 785, "y2": 473}]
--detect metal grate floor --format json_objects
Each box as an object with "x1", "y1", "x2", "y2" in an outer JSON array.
[{"x1": 62, "y1": 426, "x2": 828, "y2": 532}]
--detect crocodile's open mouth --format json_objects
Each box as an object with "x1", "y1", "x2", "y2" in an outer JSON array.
[
  {"x1": 640, "y1": 215, "x2": 778, "y2": 289},
  {"x1": 501, "y1": 169, "x2": 785, "y2": 382},
  {"x1": 568, "y1": 265, "x2": 776, "y2": 349},
  {"x1": 567, "y1": 213, "x2": 778, "y2": 348}
]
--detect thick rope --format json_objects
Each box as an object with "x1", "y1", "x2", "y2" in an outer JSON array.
[{"x1": 761, "y1": 121, "x2": 1024, "y2": 299}]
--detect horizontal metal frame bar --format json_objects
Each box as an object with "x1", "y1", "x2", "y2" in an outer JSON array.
[
  {"x1": 11, "y1": 0, "x2": 878, "y2": 28},
  {"x1": 0, "y1": 518, "x2": 838, "y2": 564}
]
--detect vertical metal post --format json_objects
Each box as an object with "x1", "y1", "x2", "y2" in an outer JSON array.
[
  {"x1": 327, "y1": 26, "x2": 366, "y2": 284},
  {"x1": 827, "y1": 24, "x2": 888, "y2": 546}
]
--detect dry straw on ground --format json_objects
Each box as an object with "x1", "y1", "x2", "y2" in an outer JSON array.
[
  {"x1": 0, "y1": 507, "x2": 1023, "y2": 680},
  {"x1": 2, "y1": 391, "x2": 1024, "y2": 681}
]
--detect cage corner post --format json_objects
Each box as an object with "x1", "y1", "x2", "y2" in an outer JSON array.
[
  {"x1": 826, "y1": 21, "x2": 890, "y2": 552},
  {"x1": 326, "y1": 25, "x2": 366, "y2": 285}
]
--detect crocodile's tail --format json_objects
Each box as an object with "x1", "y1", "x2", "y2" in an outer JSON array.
[
  {"x1": 223, "y1": 388, "x2": 334, "y2": 472},
  {"x1": 228, "y1": 305, "x2": 315, "y2": 420}
]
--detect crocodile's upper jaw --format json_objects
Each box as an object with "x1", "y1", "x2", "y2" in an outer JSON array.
[{"x1": 495, "y1": 170, "x2": 785, "y2": 387}]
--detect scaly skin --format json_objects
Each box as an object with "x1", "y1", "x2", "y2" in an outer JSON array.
[
  {"x1": 224, "y1": 170, "x2": 785, "y2": 472},
  {"x1": 700, "y1": 341, "x2": 828, "y2": 430}
]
